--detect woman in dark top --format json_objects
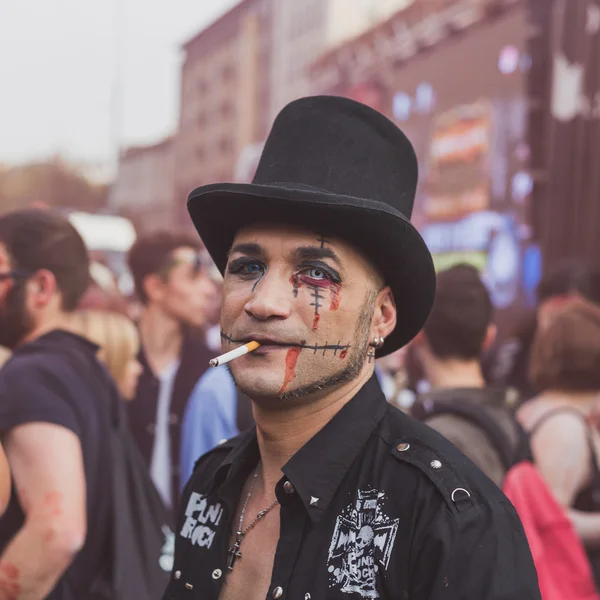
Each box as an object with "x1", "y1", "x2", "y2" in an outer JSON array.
[{"x1": 518, "y1": 298, "x2": 600, "y2": 588}]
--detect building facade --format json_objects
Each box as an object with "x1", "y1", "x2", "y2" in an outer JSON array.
[
  {"x1": 309, "y1": 0, "x2": 534, "y2": 327},
  {"x1": 269, "y1": 0, "x2": 413, "y2": 123},
  {"x1": 109, "y1": 137, "x2": 175, "y2": 231},
  {"x1": 173, "y1": 0, "x2": 272, "y2": 226}
]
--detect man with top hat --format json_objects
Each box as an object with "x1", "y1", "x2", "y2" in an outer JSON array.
[{"x1": 164, "y1": 96, "x2": 540, "y2": 600}]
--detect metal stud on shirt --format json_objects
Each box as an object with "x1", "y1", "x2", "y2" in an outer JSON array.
[
  {"x1": 174, "y1": 571, "x2": 181, "y2": 580},
  {"x1": 212, "y1": 569, "x2": 222, "y2": 580},
  {"x1": 283, "y1": 480, "x2": 295, "y2": 494},
  {"x1": 396, "y1": 443, "x2": 410, "y2": 452},
  {"x1": 273, "y1": 587, "x2": 284, "y2": 598},
  {"x1": 430, "y1": 460, "x2": 442, "y2": 470}
]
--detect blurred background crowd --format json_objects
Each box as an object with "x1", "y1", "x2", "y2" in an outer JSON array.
[{"x1": 1, "y1": 0, "x2": 600, "y2": 598}]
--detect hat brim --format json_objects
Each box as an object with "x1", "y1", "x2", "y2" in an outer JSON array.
[{"x1": 188, "y1": 183, "x2": 435, "y2": 357}]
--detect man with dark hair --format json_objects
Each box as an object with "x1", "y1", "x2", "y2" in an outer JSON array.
[
  {"x1": 164, "y1": 97, "x2": 539, "y2": 600},
  {"x1": 0, "y1": 209, "x2": 113, "y2": 598},
  {"x1": 412, "y1": 264, "x2": 523, "y2": 487},
  {"x1": 127, "y1": 230, "x2": 217, "y2": 511}
]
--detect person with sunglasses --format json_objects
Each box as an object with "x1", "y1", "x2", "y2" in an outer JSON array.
[{"x1": 127, "y1": 230, "x2": 219, "y2": 514}]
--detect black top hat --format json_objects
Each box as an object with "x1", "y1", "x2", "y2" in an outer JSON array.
[{"x1": 188, "y1": 95, "x2": 435, "y2": 356}]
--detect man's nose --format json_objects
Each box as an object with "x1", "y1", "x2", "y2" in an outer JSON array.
[{"x1": 244, "y1": 272, "x2": 292, "y2": 321}]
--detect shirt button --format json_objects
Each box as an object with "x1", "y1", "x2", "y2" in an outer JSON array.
[
  {"x1": 283, "y1": 481, "x2": 295, "y2": 494},
  {"x1": 212, "y1": 569, "x2": 223, "y2": 580},
  {"x1": 273, "y1": 587, "x2": 284, "y2": 599},
  {"x1": 430, "y1": 459, "x2": 442, "y2": 469},
  {"x1": 396, "y1": 442, "x2": 410, "y2": 452},
  {"x1": 174, "y1": 570, "x2": 181, "y2": 580}
]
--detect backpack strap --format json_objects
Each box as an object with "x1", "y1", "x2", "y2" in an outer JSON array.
[
  {"x1": 528, "y1": 407, "x2": 600, "y2": 477},
  {"x1": 425, "y1": 401, "x2": 519, "y2": 472}
]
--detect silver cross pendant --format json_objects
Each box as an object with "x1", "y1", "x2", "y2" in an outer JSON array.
[{"x1": 227, "y1": 533, "x2": 243, "y2": 572}]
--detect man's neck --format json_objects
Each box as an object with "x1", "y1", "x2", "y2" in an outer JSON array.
[
  {"x1": 424, "y1": 355, "x2": 486, "y2": 390},
  {"x1": 138, "y1": 306, "x2": 184, "y2": 375},
  {"x1": 19, "y1": 312, "x2": 77, "y2": 347},
  {"x1": 253, "y1": 368, "x2": 373, "y2": 500}
]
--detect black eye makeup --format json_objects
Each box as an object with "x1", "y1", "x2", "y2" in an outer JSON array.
[
  {"x1": 297, "y1": 261, "x2": 342, "y2": 284},
  {"x1": 227, "y1": 257, "x2": 265, "y2": 278}
]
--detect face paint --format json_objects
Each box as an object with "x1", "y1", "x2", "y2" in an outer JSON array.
[
  {"x1": 221, "y1": 226, "x2": 378, "y2": 402},
  {"x1": 279, "y1": 347, "x2": 302, "y2": 394}
]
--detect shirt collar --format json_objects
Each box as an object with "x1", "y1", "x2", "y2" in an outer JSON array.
[
  {"x1": 207, "y1": 374, "x2": 388, "y2": 523},
  {"x1": 282, "y1": 374, "x2": 388, "y2": 522}
]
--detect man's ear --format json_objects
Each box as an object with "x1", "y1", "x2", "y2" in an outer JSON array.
[
  {"x1": 371, "y1": 286, "x2": 397, "y2": 341},
  {"x1": 143, "y1": 274, "x2": 164, "y2": 304},
  {"x1": 483, "y1": 324, "x2": 497, "y2": 352},
  {"x1": 28, "y1": 269, "x2": 57, "y2": 309}
]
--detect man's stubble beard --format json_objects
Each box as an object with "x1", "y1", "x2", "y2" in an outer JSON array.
[
  {"x1": 0, "y1": 283, "x2": 35, "y2": 350},
  {"x1": 230, "y1": 289, "x2": 377, "y2": 403}
]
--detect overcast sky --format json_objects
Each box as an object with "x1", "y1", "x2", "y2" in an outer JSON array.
[{"x1": 0, "y1": 0, "x2": 239, "y2": 166}]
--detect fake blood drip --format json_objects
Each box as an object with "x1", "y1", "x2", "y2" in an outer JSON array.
[
  {"x1": 279, "y1": 347, "x2": 302, "y2": 394},
  {"x1": 329, "y1": 283, "x2": 342, "y2": 311}
]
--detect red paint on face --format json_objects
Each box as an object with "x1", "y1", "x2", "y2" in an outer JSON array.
[
  {"x1": 279, "y1": 348, "x2": 302, "y2": 394},
  {"x1": 340, "y1": 350, "x2": 348, "y2": 360},
  {"x1": 312, "y1": 313, "x2": 320, "y2": 332},
  {"x1": 329, "y1": 283, "x2": 342, "y2": 311},
  {"x1": 0, "y1": 564, "x2": 19, "y2": 580}
]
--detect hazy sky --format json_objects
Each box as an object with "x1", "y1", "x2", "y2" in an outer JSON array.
[{"x1": 0, "y1": 0, "x2": 239, "y2": 166}]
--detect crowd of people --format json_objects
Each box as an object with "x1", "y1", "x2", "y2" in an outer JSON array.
[
  {"x1": 0, "y1": 96, "x2": 597, "y2": 599},
  {"x1": 0, "y1": 209, "x2": 595, "y2": 599}
]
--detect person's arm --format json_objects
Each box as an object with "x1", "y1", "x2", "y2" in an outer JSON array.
[
  {"x1": 526, "y1": 412, "x2": 600, "y2": 545},
  {"x1": 0, "y1": 443, "x2": 11, "y2": 517},
  {"x1": 0, "y1": 423, "x2": 86, "y2": 600},
  {"x1": 409, "y1": 497, "x2": 541, "y2": 599},
  {"x1": 529, "y1": 412, "x2": 589, "y2": 506},
  {"x1": 180, "y1": 370, "x2": 238, "y2": 490}
]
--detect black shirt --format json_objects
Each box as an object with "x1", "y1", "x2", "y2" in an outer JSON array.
[
  {"x1": 128, "y1": 329, "x2": 214, "y2": 509},
  {"x1": 0, "y1": 331, "x2": 113, "y2": 600},
  {"x1": 164, "y1": 375, "x2": 540, "y2": 600}
]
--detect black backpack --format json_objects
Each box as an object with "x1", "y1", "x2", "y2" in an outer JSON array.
[
  {"x1": 415, "y1": 391, "x2": 532, "y2": 473},
  {"x1": 48, "y1": 341, "x2": 174, "y2": 600}
]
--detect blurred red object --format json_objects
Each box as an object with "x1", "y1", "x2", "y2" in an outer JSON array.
[{"x1": 504, "y1": 461, "x2": 600, "y2": 600}]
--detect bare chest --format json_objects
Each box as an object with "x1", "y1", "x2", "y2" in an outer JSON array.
[{"x1": 218, "y1": 506, "x2": 280, "y2": 600}]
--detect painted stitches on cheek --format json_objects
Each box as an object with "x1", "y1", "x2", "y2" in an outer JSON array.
[
  {"x1": 309, "y1": 285, "x2": 325, "y2": 332},
  {"x1": 290, "y1": 274, "x2": 300, "y2": 298},
  {"x1": 220, "y1": 332, "x2": 351, "y2": 357}
]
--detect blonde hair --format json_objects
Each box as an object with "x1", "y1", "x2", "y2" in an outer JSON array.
[{"x1": 71, "y1": 309, "x2": 140, "y2": 392}]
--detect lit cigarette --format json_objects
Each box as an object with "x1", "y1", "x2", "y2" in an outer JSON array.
[{"x1": 209, "y1": 341, "x2": 261, "y2": 367}]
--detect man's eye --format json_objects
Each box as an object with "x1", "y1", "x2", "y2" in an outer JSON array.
[
  {"x1": 245, "y1": 263, "x2": 263, "y2": 274},
  {"x1": 306, "y1": 268, "x2": 327, "y2": 280}
]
